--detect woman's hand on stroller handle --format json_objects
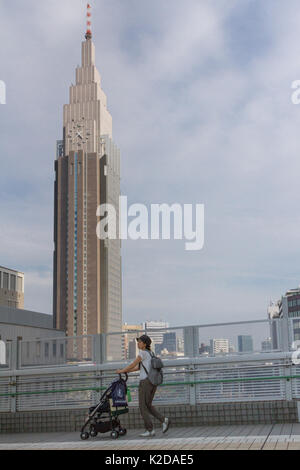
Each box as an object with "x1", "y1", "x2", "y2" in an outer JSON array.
[{"x1": 117, "y1": 372, "x2": 128, "y2": 381}]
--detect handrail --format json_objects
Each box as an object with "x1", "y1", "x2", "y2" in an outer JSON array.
[
  {"x1": 106, "y1": 319, "x2": 272, "y2": 335},
  {"x1": 0, "y1": 362, "x2": 290, "y2": 386},
  {"x1": 15, "y1": 319, "x2": 273, "y2": 342},
  {"x1": 0, "y1": 373, "x2": 299, "y2": 398},
  {"x1": 0, "y1": 351, "x2": 293, "y2": 377}
]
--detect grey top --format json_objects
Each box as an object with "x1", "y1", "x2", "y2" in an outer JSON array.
[{"x1": 138, "y1": 349, "x2": 152, "y2": 381}]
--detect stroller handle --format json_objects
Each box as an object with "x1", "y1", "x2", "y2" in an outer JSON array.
[{"x1": 119, "y1": 372, "x2": 128, "y2": 382}]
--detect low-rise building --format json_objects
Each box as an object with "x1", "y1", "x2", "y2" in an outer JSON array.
[
  {"x1": 210, "y1": 338, "x2": 229, "y2": 355},
  {"x1": 0, "y1": 266, "x2": 24, "y2": 309},
  {"x1": 0, "y1": 305, "x2": 65, "y2": 367}
]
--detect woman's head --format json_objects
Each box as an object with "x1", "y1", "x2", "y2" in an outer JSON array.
[{"x1": 136, "y1": 334, "x2": 152, "y2": 351}]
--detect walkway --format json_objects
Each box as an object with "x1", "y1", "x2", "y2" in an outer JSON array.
[{"x1": 1, "y1": 424, "x2": 300, "y2": 450}]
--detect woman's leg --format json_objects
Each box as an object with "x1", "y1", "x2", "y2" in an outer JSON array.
[
  {"x1": 139, "y1": 379, "x2": 154, "y2": 431},
  {"x1": 145, "y1": 379, "x2": 164, "y2": 424}
]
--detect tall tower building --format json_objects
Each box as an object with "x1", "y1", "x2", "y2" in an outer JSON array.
[{"x1": 53, "y1": 9, "x2": 122, "y2": 359}]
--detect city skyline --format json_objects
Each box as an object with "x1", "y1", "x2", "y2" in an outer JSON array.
[{"x1": 1, "y1": 1, "x2": 300, "y2": 327}]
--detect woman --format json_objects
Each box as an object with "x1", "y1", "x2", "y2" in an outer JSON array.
[{"x1": 116, "y1": 334, "x2": 169, "y2": 437}]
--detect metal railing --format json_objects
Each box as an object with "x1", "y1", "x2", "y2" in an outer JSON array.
[
  {"x1": 0, "y1": 318, "x2": 293, "y2": 412},
  {"x1": 0, "y1": 351, "x2": 299, "y2": 412},
  {"x1": 1, "y1": 318, "x2": 285, "y2": 370}
]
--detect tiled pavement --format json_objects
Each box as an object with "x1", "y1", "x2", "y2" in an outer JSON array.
[{"x1": 1, "y1": 424, "x2": 300, "y2": 450}]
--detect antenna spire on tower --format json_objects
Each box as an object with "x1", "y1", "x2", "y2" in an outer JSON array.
[{"x1": 85, "y1": 3, "x2": 92, "y2": 40}]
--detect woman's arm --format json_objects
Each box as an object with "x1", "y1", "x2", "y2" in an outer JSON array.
[{"x1": 116, "y1": 355, "x2": 142, "y2": 374}]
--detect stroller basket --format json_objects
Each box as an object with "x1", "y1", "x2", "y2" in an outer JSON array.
[{"x1": 92, "y1": 419, "x2": 119, "y2": 434}]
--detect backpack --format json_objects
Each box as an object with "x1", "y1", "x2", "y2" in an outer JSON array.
[
  {"x1": 110, "y1": 378, "x2": 128, "y2": 407},
  {"x1": 141, "y1": 350, "x2": 164, "y2": 386}
]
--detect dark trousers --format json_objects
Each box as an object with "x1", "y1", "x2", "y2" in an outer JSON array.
[{"x1": 139, "y1": 378, "x2": 164, "y2": 431}]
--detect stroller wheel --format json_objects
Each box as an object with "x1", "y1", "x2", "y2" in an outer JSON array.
[
  {"x1": 90, "y1": 428, "x2": 98, "y2": 438},
  {"x1": 119, "y1": 428, "x2": 127, "y2": 436},
  {"x1": 111, "y1": 430, "x2": 119, "y2": 439},
  {"x1": 80, "y1": 432, "x2": 90, "y2": 440}
]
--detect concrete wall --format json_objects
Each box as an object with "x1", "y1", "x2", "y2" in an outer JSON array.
[{"x1": 0, "y1": 401, "x2": 298, "y2": 433}]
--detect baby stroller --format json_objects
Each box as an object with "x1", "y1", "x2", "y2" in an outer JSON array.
[{"x1": 80, "y1": 373, "x2": 129, "y2": 440}]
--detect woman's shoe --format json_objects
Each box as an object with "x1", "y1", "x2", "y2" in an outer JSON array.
[
  {"x1": 140, "y1": 430, "x2": 155, "y2": 437},
  {"x1": 162, "y1": 417, "x2": 169, "y2": 433}
]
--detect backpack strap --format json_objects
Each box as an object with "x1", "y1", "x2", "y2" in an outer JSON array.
[
  {"x1": 140, "y1": 349, "x2": 153, "y2": 376},
  {"x1": 145, "y1": 349, "x2": 154, "y2": 358}
]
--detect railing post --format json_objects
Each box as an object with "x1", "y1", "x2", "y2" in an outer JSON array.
[
  {"x1": 101, "y1": 334, "x2": 107, "y2": 363},
  {"x1": 9, "y1": 340, "x2": 19, "y2": 412},
  {"x1": 10, "y1": 340, "x2": 19, "y2": 370},
  {"x1": 188, "y1": 365, "x2": 196, "y2": 406},
  {"x1": 92, "y1": 334, "x2": 103, "y2": 364},
  {"x1": 285, "y1": 360, "x2": 293, "y2": 401}
]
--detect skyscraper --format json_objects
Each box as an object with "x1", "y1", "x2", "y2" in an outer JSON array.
[
  {"x1": 53, "y1": 12, "x2": 122, "y2": 359},
  {"x1": 237, "y1": 335, "x2": 253, "y2": 353}
]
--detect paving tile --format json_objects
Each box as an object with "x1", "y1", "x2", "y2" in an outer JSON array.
[
  {"x1": 249, "y1": 442, "x2": 264, "y2": 450},
  {"x1": 262, "y1": 442, "x2": 277, "y2": 450},
  {"x1": 213, "y1": 442, "x2": 231, "y2": 450},
  {"x1": 288, "y1": 442, "x2": 300, "y2": 450},
  {"x1": 275, "y1": 442, "x2": 289, "y2": 450},
  {"x1": 1, "y1": 423, "x2": 300, "y2": 450},
  {"x1": 237, "y1": 442, "x2": 256, "y2": 450}
]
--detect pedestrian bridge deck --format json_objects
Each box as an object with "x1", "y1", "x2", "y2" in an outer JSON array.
[{"x1": 1, "y1": 423, "x2": 300, "y2": 450}]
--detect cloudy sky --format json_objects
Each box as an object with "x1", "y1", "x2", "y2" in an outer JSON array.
[{"x1": 1, "y1": 0, "x2": 300, "y2": 330}]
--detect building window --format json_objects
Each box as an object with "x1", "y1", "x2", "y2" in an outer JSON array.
[
  {"x1": 10, "y1": 275, "x2": 16, "y2": 292},
  {"x1": 3, "y1": 273, "x2": 8, "y2": 289},
  {"x1": 45, "y1": 343, "x2": 49, "y2": 358},
  {"x1": 36, "y1": 341, "x2": 41, "y2": 358}
]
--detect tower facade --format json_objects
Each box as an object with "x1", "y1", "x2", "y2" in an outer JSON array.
[{"x1": 53, "y1": 30, "x2": 122, "y2": 359}]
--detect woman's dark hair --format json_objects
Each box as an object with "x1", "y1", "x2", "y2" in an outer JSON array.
[{"x1": 137, "y1": 334, "x2": 152, "y2": 350}]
